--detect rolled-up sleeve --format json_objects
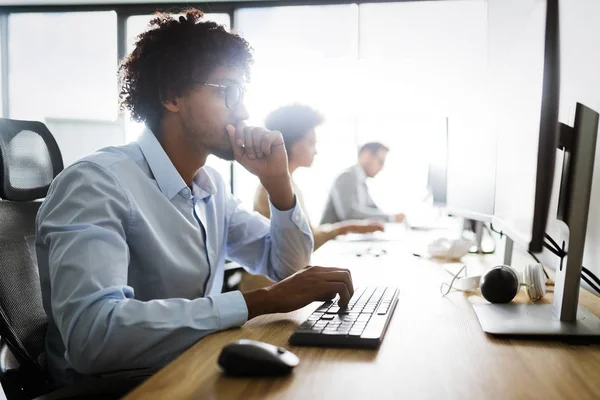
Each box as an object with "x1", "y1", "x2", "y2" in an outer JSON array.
[
  {"x1": 225, "y1": 193, "x2": 313, "y2": 282},
  {"x1": 36, "y1": 162, "x2": 249, "y2": 376}
]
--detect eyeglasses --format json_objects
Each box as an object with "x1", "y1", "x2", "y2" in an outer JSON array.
[{"x1": 203, "y1": 83, "x2": 245, "y2": 110}]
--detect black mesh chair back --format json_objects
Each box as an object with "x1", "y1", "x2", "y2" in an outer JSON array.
[{"x1": 0, "y1": 118, "x2": 64, "y2": 397}]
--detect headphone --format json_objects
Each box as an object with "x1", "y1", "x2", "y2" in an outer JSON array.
[{"x1": 442, "y1": 263, "x2": 547, "y2": 303}]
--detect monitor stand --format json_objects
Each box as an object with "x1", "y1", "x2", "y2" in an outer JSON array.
[
  {"x1": 474, "y1": 236, "x2": 600, "y2": 336},
  {"x1": 474, "y1": 103, "x2": 600, "y2": 337},
  {"x1": 474, "y1": 302, "x2": 600, "y2": 336}
]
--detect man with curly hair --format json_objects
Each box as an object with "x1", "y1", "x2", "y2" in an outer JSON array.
[{"x1": 35, "y1": 10, "x2": 353, "y2": 386}]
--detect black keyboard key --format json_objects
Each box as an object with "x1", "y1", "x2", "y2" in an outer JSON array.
[
  {"x1": 298, "y1": 321, "x2": 316, "y2": 330},
  {"x1": 322, "y1": 329, "x2": 348, "y2": 335},
  {"x1": 316, "y1": 302, "x2": 333, "y2": 312},
  {"x1": 321, "y1": 315, "x2": 335, "y2": 320},
  {"x1": 307, "y1": 313, "x2": 323, "y2": 321},
  {"x1": 302, "y1": 329, "x2": 323, "y2": 334}
]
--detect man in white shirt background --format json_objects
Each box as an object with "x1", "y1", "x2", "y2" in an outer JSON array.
[{"x1": 321, "y1": 142, "x2": 406, "y2": 225}]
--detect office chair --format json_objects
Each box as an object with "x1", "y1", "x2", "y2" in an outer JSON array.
[{"x1": 0, "y1": 118, "x2": 153, "y2": 400}]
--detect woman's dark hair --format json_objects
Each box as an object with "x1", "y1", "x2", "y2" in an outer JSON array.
[
  {"x1": 119, "y1": 9, "x2": 253, "y2": 132},
  {"x1": 265, "y1": 104, "x2": 324, "y2": 156}
]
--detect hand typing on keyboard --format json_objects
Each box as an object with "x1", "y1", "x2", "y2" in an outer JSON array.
[
  {"x1": 289, "y1": 286, "x2": 399, "y2": 348},
  {"x1": 243, "y1": 266, "x2": 354, "y2": 319}
]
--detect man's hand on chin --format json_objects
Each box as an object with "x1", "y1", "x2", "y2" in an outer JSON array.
[{"x1": 226, "y1": 122, "x2": 294, "y2": 211}]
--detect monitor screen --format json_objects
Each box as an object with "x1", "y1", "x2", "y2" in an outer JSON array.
[
  {"x1": 489, "y1": 0, "x2": 560, "y2": 252},
  {"x1": 445, "y1": 111, "x2": 497, "y2": 222},
  {"x1": 427, "y1": 117, "x2": 448, "y2": 206}
]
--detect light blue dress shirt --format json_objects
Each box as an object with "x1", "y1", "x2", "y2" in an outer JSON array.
[{"x1": 35, "y1": 129, "x2": 313, "y2": 386}]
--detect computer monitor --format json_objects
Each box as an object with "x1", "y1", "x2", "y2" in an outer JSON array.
[
  {"x1": 426, "y1": 117, "x2": 448, "y2": 207},
  {"x1": 445, "y1": 113, "x2": 496, "y2": 222},
  {"x1": 475, "y1": 0, "x2": 600, "y2": 336},
  {"x1": 489, "y1": 0, "x2": 560, "y2": 253}
]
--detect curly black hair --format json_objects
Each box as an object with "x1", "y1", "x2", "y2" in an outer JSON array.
[
  {"x1": 265, "y1": 104, "x2": 324, "y2": 156},
  {"x1": 119, "y1": 9, "x2": 253, "y2": 132}
]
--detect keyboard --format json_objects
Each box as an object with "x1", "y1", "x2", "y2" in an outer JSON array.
[{"x1": 289, "y1": 286, "x2": 399, "y2": 349}]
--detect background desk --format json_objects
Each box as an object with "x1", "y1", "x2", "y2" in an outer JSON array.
[{"x1": 125, "y1": 232, "x2": 600, "y2": 399}]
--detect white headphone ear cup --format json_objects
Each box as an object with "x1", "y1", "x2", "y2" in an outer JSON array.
[{"x1": 524, "y1": 263, "x2": 546, "y2": 301}]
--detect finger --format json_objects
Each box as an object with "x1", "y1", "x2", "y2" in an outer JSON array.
[
  {"x1": 252, "y1": 128, "x2": 266, "y2": 159},
  {"x1": 259, "y1": 131, "x2": 279, "y2": 157},
  {"x1": 319, "y1": 270, "x2": 354, "y2": 298},
  {"x1": 308, "y1": 265, "x2": 350, "y2": 275},
  {"x1": 235, "y1": 121, "x2": 246, "y2": 148},
  {"x1": 322, "y1": 282, "x2": 352, "y2": 307},
  {"x1": 315, "y1": 293, "x2": 337, "y2": 302},
  {"x1": 243, "y1": 126, "x2": 256, "y2": 160},
  {"x1": 226, "y1": 124, "x2": 243, "y2": 161}
]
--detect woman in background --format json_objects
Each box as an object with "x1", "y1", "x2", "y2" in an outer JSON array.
[
  {"x1": 240, "y1": 104, "x2": 384, "y2": 291},
  {"x1": 254, "y1": 104, "x2": 384, "y2": 250}
]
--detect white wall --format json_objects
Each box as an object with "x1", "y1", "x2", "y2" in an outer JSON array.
[{"x1": 539, "y1": 0, "x2": 600, "y2": 282}]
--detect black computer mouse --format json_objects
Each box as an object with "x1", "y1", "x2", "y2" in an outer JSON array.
[{"x1": 218, "y1": 339, "x2": 300, "y2": 377}]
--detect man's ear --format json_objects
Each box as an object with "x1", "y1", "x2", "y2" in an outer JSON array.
[{"x1": 162, "y1": 97, "x2": 180, "y2": 113}]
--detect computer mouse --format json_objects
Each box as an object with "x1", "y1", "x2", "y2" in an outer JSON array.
[{"x1": 218, "y1": 339, "x2": 300, "y2": 377}]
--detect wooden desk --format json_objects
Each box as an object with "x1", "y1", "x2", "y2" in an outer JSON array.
[{"x1": 125, "y1": 235, "x2": 600, "y2": 399}]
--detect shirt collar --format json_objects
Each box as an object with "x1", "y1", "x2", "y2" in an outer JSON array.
[
  {"x1": 355, "y1": 164, "x2": 367, "y2": 182},
  {"x1": 137, "y1": 128, "x2": 188, "y2": 201},
  {"x1": 192, "y1": 167, "x2": 217, "y2": 200},
  {"x1": 137, "y1": 128, "x2": 218, "y2": 201}
]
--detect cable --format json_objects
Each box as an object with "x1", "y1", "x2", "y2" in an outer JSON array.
[
  {"x1": 543, "y1": 242, "x2": 564, "y2": 257},
  {"x1": 527, "y1": 250, "x2": 541, "y2": 263},
  {"x1": 582, "y1": 266, "x2": 600, "y2": 288},
  {"x1": 581, "y1": 274, "x2": 600, "y2": 296},
  {"x1": 544, "y1": 233, "x2": 562, "y2": 254},
  {"x1": 489, "y1": 223, "x2": 503, "y2": 237},
  {"x1": 544, "y1": 233, "x2": 600, "y2": 293},
  {"x1": 440, "y1": 265, "x2": 467, "y2": 297}
]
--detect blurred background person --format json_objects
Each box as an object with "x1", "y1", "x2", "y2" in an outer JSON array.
[{"x1": 321, "y1": 142, "x2": 406, "y2": 225}]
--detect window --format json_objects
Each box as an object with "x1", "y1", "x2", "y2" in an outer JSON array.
[
  {"x1": 235, "y1": 5, "x2": 359, "y2": 219},
  {"x1": 9, "y1": 12, "x2": 118, "y2": 121},
  {"x1": 9, "y1": 12, "x2": 123, "y2": 166},
  {"x1": 124, "y1": 13, "x2": 232, "y2": 192},
  {"x1": 357, "y1": 1, "x2": 488, "y2": 213},
  {"x1": 235, "y1": 2, "x2": 487, "y2": 220}
]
